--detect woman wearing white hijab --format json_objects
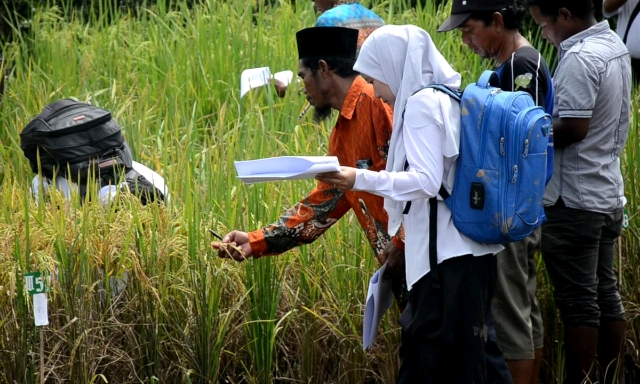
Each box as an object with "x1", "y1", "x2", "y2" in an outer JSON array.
[{"x1": 316, "y1": 25, "x2": 503, "y2": 383}]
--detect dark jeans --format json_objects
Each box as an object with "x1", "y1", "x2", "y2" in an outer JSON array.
[
  {"x1": 541, "y1": 203, "x2": 625, "y2": 327},
  {"x1": 397, "y1": 254, "x2": 499, "y2": 384}
]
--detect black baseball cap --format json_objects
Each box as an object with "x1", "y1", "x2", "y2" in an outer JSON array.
[
  {"x1": 438, "y1": 0, "x2": 513, "y2": 32},
  {"x1": 296, "y1": 27, "x2": 359, "y2": 61}
]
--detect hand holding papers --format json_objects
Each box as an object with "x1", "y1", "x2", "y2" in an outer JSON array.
[
  {"x1": 234, "y1": 156, "x2": 341, "y2": 184},
  {"x1": 240, "y1": 67, "x2": 294, "y2": 98},
  {"x1": 273, "y1": 70, "x2": 294, "y2": 87},
  {"x1": 363, "y1": 262, "x2": 395, "y2": 350}
]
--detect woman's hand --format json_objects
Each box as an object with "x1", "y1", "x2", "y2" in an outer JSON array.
[{"x1": 316, "y1": 166, "x2": 357, "y2": 191}]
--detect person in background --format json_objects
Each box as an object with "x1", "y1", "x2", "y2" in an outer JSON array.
[
  {"x1": 31, "y1": 160, "x2": 169, "y2": 207},
  {"x1": 438, "y1": 1, "x2": 554, "y2": 383},
  {"x1": 214, "y1": 26, "x2": 408, "y2": 308},
  {"x1": 312, "y1": 0, "x2": 385, "y2": 47},
  {"x1": 527, "y1": 0, "x2": 631, "y2": 383},
  {"x1": 316, "y1": 24, "x2": 504, "y2": 383},
  {"x1": 274, "y1": 1, "x2": 384, "y2": 96},
  {"x1": 603, "y1": 0, "x2": 640, "y2": 83}
]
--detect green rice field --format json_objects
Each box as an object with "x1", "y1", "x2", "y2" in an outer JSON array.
[{"x1": 0, "y1": 1, "x2": 638, "y2": 383}]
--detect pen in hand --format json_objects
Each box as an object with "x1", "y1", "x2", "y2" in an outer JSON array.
[{"x1": 209, "y1": 229, "x2": 224, "y2": 241}]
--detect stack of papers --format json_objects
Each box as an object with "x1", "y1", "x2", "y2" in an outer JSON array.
[
  {"x1": 234, "y1": 156, "x2": 340, "y2": 184},
  {"x1": 240, "y1": 67, "x2": 294, "y2": 98},
  {"x1": 363, "y1": 262, "x2": 394, "y2": 350}
]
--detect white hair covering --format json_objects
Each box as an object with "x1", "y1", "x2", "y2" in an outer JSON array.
[{"x1": 353, "y1": 25, "x2": 462, "y2": 235}]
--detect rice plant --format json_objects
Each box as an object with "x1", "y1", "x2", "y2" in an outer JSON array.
[{"x1": 0, "y1": 0, "x2": 638, "y2": 383}]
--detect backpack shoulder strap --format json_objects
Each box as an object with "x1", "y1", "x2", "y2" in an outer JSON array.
[
  {"x1": 402, "y1": 165, "x2": 441, "y2": 287},
  {"x1": 476, "y1": 70, "x2": 502, "y2": 89},
  {"x1": 400, "y1": 86, "x2": 460, "y2": 203},
  {"x1": 421, "y1": 85, "x2": 460, "y2": 202},
  {"x1": 428, "y1": 196, "x2": 440, "y2": 288},
  {"x1": 424, "y1": 84, "x2": 462, "y2": 102},
  {"x1": 401, "y1": 84, "x2": 461, "y2": 121},
  {"x1": 398, "y1": 86, "x2": 459, "y2": 284},
  {"x1": 623, "y1": 1, "x2": 640, "y2": 44}
]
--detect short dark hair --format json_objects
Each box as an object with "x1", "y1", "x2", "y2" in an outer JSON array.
[
  {"x1": 525, "y1": 0, "x2": 594, "y2": 20},
  {"x1": 468, "y1": 6, "x2": 526, "y2": 30},
  {"x1": 301, "y1": 56, "x2": 358, "y2": 78}
]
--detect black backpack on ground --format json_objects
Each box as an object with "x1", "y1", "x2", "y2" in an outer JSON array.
[{"x1": 20, "y1": 99, "x2": 163, "y2": 204}]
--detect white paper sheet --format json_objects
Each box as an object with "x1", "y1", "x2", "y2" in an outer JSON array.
[
  {"x1": 273, "y1": 70, "x2": 294, "y2": 87},
  {"x1": 363, "y1": 262, "x2": 394, "y2": 350},
  {"x1": 234, "y1": 156, "x2": 341, "y2": 184},
  {"x1": 240, "y1": 68, "x2": 295, "y2": 98},
  {"x1": 33, "y1": 293, "x2": 49, "y2": 326},
  {"x1": 240, "y1": 67, "x2": 272, "y2": 98},
  {"x1": 132, "y1": 161, "x2": 170, "y2": 203}
]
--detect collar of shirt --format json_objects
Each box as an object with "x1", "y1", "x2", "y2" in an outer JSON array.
[
  {"x1": 340, "y1": 75, "x2": 367, "y2": 121},
  {"x1": 560, "y1": 20, "x2": 611, "y2": 55}
]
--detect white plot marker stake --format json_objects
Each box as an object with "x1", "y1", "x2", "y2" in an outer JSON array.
[{"x1": 25, "y1": 272, "x2": 50, "y2": 384}]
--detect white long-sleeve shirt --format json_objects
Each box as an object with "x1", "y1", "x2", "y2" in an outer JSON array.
[{"x1": 353, "y1": 89, "x2": 502, "y2": 290}]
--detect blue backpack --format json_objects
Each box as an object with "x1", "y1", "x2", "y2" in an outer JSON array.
[{"x1": 427, "y1": 70, "x2": 552, "y2": 244}]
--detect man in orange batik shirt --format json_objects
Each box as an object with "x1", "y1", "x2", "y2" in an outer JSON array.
[{"x1": 213, "y1": 26, "x2": 407, "y2": 307}]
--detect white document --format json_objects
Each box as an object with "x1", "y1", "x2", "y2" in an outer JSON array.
[
  {"x1": 132, "y1": 161, "x2": 170, "y2": 203},
  {"x1": 273, "y1": 70, "x2": 294, "y2": 87},
  {"x1": 33, "y1": 293, "x2": 49, "y2": 326},
  {"x1": 240, "y1": 66, "x2": 272, "y2": 98},
  {"x1": 240, "y1": 68, "x2": 295, "y2": 98},
  {"x1": 234, "y1": 156, "x2": 341, "y2": 184},
  {"x1": 363, "y1": 262, "x2": 394, "y2": 350}
]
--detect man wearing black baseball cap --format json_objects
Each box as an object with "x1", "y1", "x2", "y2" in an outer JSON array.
[
  {"x1": 439, "y1": 2, "x2": 555, "y2": 384},
  {"x1": 438, "y1": 0, "x2": 512, "y2": 32}
]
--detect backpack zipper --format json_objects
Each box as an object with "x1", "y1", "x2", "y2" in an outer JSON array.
[
  {"x1": 36, "y1": 105, "x2": 112, "y2": 137},
  {"x1": 502, "y1": 93, "x2": 530, "y2": 233}
]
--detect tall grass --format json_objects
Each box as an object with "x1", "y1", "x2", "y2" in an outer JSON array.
[{"x1": 0, "y1": 0, "x2": 638, "y2": 383}]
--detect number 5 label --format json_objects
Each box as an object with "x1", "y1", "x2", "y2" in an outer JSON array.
[{"x1": 24, "y1": 272, "x2": 49, "y2": 295}]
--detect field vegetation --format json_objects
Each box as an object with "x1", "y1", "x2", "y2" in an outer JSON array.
[{"x1": 0, "y1": 0, "x2": 637, "y2": 383}]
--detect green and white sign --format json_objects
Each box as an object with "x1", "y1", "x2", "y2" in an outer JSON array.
[
  {"x1": 25, "y1": 272, "x2": 50, "y2": 326},
  {"x1": 24, "y1": 272, "x2": 49, "y2": 295}
]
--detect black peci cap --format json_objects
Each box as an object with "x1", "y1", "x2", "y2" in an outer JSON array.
[
  {"x1": 438, "y1": 0, "x2": 514, "y2": 32},
  {"x1": 296, "y1": 26, "x2": 359, "y2": 61}
]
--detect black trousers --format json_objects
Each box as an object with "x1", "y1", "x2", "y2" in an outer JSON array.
[
  {"x1": 541, "y1": 203, "x2": 625, "y2": 327},
  {"x1": 397, "y1": 254, "x2": 497, "y2": 384}
]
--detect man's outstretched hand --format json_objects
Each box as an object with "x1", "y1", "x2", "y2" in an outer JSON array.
[
  {"x1": 212, "y1": 230, "x2": 254, "y2": 262},
  {"x1": 382, "y1": 241, "x2": 405, "y2": 281},
  {"x1": 274, "y1": 79, "x2": 287, "y2": 98}
]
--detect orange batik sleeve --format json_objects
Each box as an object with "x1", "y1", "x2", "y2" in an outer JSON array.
[{"x1": 248, "y1": 183, "x2": 352, "y2": 257}]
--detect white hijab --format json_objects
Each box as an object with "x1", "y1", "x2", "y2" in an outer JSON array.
[{"x1": 353, "y1": 25, "x2": 462, "y2": 234}]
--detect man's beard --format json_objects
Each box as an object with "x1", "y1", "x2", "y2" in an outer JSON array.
[{"x1": 313, "y1": 105, "x2": 332, "y2": 123}]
